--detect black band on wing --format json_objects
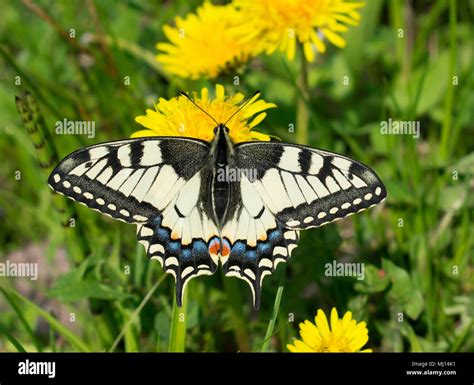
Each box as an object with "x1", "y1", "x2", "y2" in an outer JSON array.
[
  {"x1": 222, "y1": 222, "x2": 299, "y2": 309},
  {"x1": 137, "y1": 216, "x2": 218, "y2": 306}
]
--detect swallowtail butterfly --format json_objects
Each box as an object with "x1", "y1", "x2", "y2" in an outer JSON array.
[{"x1": 48, "y1": 94, "x2": 386, "y2": 309}]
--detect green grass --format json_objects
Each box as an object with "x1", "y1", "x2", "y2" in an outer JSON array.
[{"x1": 0, "y1": 0, "x2": 473, "y2": 353}]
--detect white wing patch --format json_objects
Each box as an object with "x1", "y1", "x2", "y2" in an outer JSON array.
[{"x1": 278, "y1": 146, "x2": 302, "y2": 172}]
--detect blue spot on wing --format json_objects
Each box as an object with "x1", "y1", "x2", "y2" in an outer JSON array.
[
  {"x1": 245, "y1": 250, "x2": 257, "y2": 260},
  {"x1": 257, "y1": 242, "x2": 271, "y2": 255},
  {"x1": 192, "y1": 240, "x2": 208, "y2": 254},
  {"x1": 167, "y1": 241, "x2": 181, "y2": 253},
  {"x1": 156, "y1": 228, "x2": 169, "y2": 241},
  {"x1": 231, "y1": 241, "x2": 246, "y2": 257},
  {"x1": 268, "y1": 229, "x2": 282, "y2": 243},
  {"x1": 181, "y1": 248, "x2": 192, "y2": 260}
]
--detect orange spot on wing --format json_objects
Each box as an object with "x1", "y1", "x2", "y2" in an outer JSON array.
[
  {"x1": 220, "y1": 242, "x2": 231, "y2": 257},
  {"x1": 208, "y1": 239, "x2": 221, "y2": 255}
]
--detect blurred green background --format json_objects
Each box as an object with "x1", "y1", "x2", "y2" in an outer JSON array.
[{"x1": 0, "y1": 0, "x2": 472, "y2": 352}]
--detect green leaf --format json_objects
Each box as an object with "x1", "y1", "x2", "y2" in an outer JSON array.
[
  {"x1": 109, "y1": 276, "x2": 166, "y2": 352},
  {"x1": 390, "y1": 51, "x2": 449, "y2": 116},
  {"x1": 262, "y1": 265, "x2": 287, "y2": 352},
  {"x1": 384, "y1": 180, "x2": 417, "y2": 205},
  {"x1": 400, "y1": 323, "x2": 423, "y2": 352},
  {"x1": 450, "y1": 152, "x2": 474, "y2": 175},
  {"x1": 116, "y1": 306, "x2": 140, "y2": 353},
  {"x1": 382, "y1": 259, "x2": 424, "y2": 320},
  {"x1": 154, "y1": 311, "x2": 171, "y2": 352},
  {"x1": 354, "y1": 264, "x2": 390, "y2": 293},
  {"x1": 449, "y1": 321, "x2": 473, "y2": 352},
  {"x1": 0, "y1": 286, "x2": 43, "y2": 352},
  {"x1": 48, "y1": 280, "x2": 130, "y2": 302},
  {"x1": 47, "y1": 259, "x2": 130, "y2": 302}
]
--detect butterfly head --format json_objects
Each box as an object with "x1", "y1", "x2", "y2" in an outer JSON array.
[
  {"x1": 213, "y1": 124, "x2": 230, "y2": 136},
  {"x1": 212, "y1": 123, "x2": 233, "y2": 153}
]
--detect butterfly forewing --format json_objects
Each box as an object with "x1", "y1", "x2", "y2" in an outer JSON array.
[
  {"x1": 48, "y1": 137, "x2": 211, "y2": 222},
  {"x1": 234, "y1": 142, "x2": 387, "y2": 230}
]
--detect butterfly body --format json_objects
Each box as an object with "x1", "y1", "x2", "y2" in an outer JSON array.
[
  {"x1": 211, "y1": 124, "x2": 233, "y2": 226},
  {"x1": 49, "y1": 125, "x2": 386, "y2": 308}
]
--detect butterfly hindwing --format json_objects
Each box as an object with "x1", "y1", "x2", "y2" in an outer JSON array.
[
  {"x1": 234, "y1": 142, "x2": 387, "y2": 230},
  {"x1": 136, "y1": 168, "x2": 220, "y2": 305},
  {"x1": 221, "y1": 174, "x2": 299, "y2": 308}
]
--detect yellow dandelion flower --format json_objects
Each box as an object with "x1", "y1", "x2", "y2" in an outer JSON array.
[
  {"x1": 133, "y1": 84, "x2": 275, "y2": 143},
  {"x1": 234, "y1": 0, "x2": 365, "y2": 62},
  {"x1": 156, "y1": 2, "x2": 251, "y2": 79},
  {"x1": 287, "y1": 308, "x2": 372, "y2": 352}
]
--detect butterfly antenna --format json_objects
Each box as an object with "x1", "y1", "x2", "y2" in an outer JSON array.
[
  {"x1": 179, "y1": 91, "x2": 219, "y2": 127},
  {"x1": 223, "y1": 90, "x2": 261, "y2": 127}
]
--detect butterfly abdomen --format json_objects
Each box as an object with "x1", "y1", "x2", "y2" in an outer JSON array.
[{"x1": 212, "y1": 166, "x2": 230, "y2": 225}]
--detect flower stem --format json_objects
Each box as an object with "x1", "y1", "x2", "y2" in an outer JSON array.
[
  {"x1": 296, "y1": 44, "x2": 310, "y2": 145},
  {"x1": 261, "y1": 265, "x2": 286, "y2": 352},
  {"x1": 223, "y1": 276, "x2": 251, "y2": 351},
  {"x1": 168, "y1": 287, "x2": 188, "y2": 352}
]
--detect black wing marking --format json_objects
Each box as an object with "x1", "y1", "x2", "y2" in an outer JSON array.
[
  {"x1": 220, "y1": 174, "x2": 299, "y2": 309},
  {"x1": 234, "y1": 142, "x2": 387, "y2": 230},
  {"x1": 48, "y1": 137, "x2": 210, "y2": 223}
]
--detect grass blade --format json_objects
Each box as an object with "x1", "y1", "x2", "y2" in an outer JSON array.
[
  {"x1": 168, "y1": 286, "x2": 188, "y2": 352},
  {"x1": 1, "y1": 328, "x2": 28, "y2": 352},
  {"x1": 109, "y1": 275, "x2": 166, "y2": 352},
  {"x1": 261, "y1": 265, "x2": 287, "y2": 352},
  {"x1": 0, "y1": 286, "x2": 42, "y2": 351},
  {"x1": 440, "y1": 0, "x2": 457, "y2": 161},
  {"x1": 449, "y1": 321, "x2": 473, "y2": 352},
  {"x1": 1, "y1": 287, "x2": 91, "y2": 352},
  {"x1": 223, "y1": 275, "x2": 251, "y2": 351}
]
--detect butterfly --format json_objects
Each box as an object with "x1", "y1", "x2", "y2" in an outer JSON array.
[{"x1": 48, "y1": 92, "x2": 386, "y2": 309}]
